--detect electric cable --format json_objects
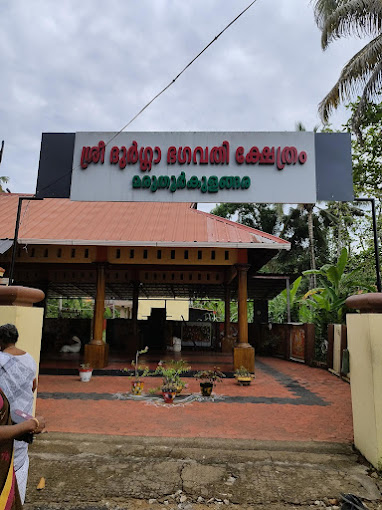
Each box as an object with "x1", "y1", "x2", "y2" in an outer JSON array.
[{"x1": 35, "y1": 0, "x2": 258, "y2": 197}]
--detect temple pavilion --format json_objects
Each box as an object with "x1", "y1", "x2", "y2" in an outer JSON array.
[{"x1": 0, "y1": 194, "x2": 290, "y2": 370}]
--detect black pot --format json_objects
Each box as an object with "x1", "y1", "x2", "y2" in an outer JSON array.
[{"x1": 200, "y1": 382, "x2": 213, "y2": 397}]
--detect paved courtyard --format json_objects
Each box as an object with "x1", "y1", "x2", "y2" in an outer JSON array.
[{"x1": 36, "y1": 357, "x2": 353, "y2": 442}]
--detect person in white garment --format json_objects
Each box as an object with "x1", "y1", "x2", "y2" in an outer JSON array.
[{"x1": 0, "y1": 323, "x2": 38, "y2": 504}]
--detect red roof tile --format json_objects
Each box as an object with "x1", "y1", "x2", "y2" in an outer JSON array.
[{"x1": 0, "y1": 194, "x2": 290, "y2": 249}]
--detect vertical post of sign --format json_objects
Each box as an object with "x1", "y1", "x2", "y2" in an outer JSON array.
[
  {"x1": 9, "y1": 196, "x2": 44, "y2": 286},
  {"x1": 354, "y1": 198, "x2": 381, "y2": 292}
]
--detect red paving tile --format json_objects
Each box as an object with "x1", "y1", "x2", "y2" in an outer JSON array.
[{"x1": 36, "y1": 357, "x2": 353, "y2": 443}]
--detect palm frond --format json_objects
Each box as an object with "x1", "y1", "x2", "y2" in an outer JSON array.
[
  {"x1": 313, "y1": 0, "x2": 340, "y2": 30},
  {"x1": 351, "y1": 59, "x2": 382, "y2": 135},
  {"x1": 320, "y1": 0, "x2": 382, "y2": 49},
  {"x1": 318, "y1": 33, "x2": 382, "y2": 122}
]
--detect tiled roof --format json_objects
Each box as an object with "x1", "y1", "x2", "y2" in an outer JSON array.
[{"x1": 0, "y1": 194, "x2": 290, "y2": 249}]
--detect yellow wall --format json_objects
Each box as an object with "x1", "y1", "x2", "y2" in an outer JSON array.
[
  {"x1": 0, "y1": 306, "x2": 44, "y2": 413},
  {"x1": 347, "y1": 313, "x2": 382, "y2": 469},
  {"x1": 138, "y1": 299, "x2": 189, "y2": 321},
  {"x1": 0, "y1": 245, "x2": 240, "y2": 266}
]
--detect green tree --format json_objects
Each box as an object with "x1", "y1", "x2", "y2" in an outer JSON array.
[
  {"x1": 295, "y1": 122, "x2": 321, "y2": 288},
  {"x1": 0, "y1": 176, "x2": 9, "y2": 193},
  {"x1": 268, "y1": 276, "x2": 302, "y2": 323},
  {"x1": 346, "y1": 101, "x2": 382, "y2": 203},
  {"x1": 303, "y1": 247, "x2": 374, "y2": 328},
  {"x1": 319, "y1": 201, "x2": 365, "y2": 258},
  {"x1": 210, "y1": 203, "x2": 280, "y2": 234},
  {"x1": 274, "y1": 205, "x2": 330, "y2": 278},
  {"x1": 313, "y1": 0, "x2": 382, "y2": 135},
  {"x1": 211, "y1": 202, "x2": 330, "y2": 282},
  {"x1": 46, "y1": 298, "x2": 94, "y2": 319},
  {"x1": 190, "y1": 298, "x2": 254, "y2": 323},
  {"x1": 302, "y1": 247, "x2": 373, "y2": 357}
]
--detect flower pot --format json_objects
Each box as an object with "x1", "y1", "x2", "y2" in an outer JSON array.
[
  {"x1": 162, "y1": 391, "x2": 176, "y2": 403},
  {"x1": 200, "y1": 382, "x2": 213, "y2": 397},
  {"x1": 236, "y1": 376, "x2": 253, "y2": 386},
  {"x1": 79, "y1": 368, "x2": 93, "y2": 382},
  {"x1": 131, "y1": 381, "x2": 144, "y2": 395},
  {"x1": 176, "y1": 384, "x2": 184, "y2": 395}
]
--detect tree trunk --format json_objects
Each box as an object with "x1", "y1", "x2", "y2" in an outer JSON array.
[{"x1": 306, "y1": 204, "x2": 317, "y2": 289}]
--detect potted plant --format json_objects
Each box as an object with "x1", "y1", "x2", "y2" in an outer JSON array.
[
  {"x1": 160, "y1": 381, "x2": 178, "y2": 404},
  {"x1": 79, "y1": 363, "x2": 93, "y2": 382},
  {"x1": 194, "y1": 367, "x2": 225, "y2": 396},
  {"x1": 126, "y1": 346, "x2": 150, "y2": 395},
  {"x1": 234, "y1": 366, "x2": 255, "y2": 386},
  {"x1": 154, "y1": 359, "x2": 190, "y2": 403}
]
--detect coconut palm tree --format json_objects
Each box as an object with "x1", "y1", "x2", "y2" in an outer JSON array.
[
  {"x1": 313, "y1": 0, "x2": 382, "y2": 137},
  {"x1": 0, "y1": 140, "x2": 9, "y2": 192},
  {"x1": 295, "y1": 122, "x2": 320, "y2": 288}
]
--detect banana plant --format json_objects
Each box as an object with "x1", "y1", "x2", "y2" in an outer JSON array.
[{"x1": 302, "y1": 247, "x2": 374, "y2": 323}]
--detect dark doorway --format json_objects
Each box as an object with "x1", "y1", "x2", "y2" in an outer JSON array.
[{"x1": 144, "y1": 308, "x2": 167, "y2": 351}]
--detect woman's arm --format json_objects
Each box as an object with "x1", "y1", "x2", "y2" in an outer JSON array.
[
  {"x1": 0, "y1": 420, "x2": 36, "y2": 441},
  {"x1": 0, "y1": 415, "x2": 46, "y2": 442}
]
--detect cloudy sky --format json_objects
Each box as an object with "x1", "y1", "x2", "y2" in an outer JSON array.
[{"x1": 0, "y1": 0, "x2": 365, "y2": 209}]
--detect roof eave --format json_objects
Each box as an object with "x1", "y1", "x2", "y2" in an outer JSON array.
[{"x1": 18, "y1": 238, "x2": 291, "y2": 250}]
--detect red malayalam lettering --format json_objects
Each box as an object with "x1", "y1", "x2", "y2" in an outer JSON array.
[
  {"x1": 235, "y1": 146, "x2": 245, "y2": 164},
  {"x1": 193, "y1": 146, "x2": 208, "y2": 165},
  {"x1": 259, "y1": 146, "x2": 275, "y2": 165},
  {"x1": 80, "y1": 141, "x2": 308, "y2": 171},
  {"x1": 80, "y1": 141, "x2": 105, "y2": 169}
]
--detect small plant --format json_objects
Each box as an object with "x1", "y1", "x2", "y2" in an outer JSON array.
[
  {"x1": 154, "y1": 359, "x2": 191, "y2": 393},
  {"x1": 195, "y1": 367, "x2": 225, "y2": 396},
  {"x1": 124, "y1": 346, "x2": 149, "y2": 381},
  {"x1": 194, "y1": 367, "x2": 225, "y2": 385},
  {"x1": 79, "y1": 363, "x2": 93, "y2": 382},
  {"x1": 124, "y1": 346, "x2": 150, "y2": 395},
  {"x1": 234, "y1": 366, "x2": 252, "y2": 377},
  {"x1": 234, "y1": 366, "x2": 254, "y2": 386},
  {"x1": 80, "y1": 363, "x2": 92, "y2": 370}
]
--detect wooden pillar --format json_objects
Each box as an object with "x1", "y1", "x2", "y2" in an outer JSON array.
[
  {"x1": 85, "y1": 264, "x2": 109, "y2": 368},
  {"x1": 221, "y1": 284, "x2": 234, "y2": 353},
  {"x1": 234, "y1": 264, "x2": 255, "y2": 372}
]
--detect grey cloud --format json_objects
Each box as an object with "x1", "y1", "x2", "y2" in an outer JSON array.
[{"x1": 0, "y1": 0, "x2": 365, "y2": 195}]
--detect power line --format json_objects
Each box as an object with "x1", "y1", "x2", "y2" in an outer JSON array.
[{"x1": 36, "y1": 0, "x2": 258, "y2": 196}]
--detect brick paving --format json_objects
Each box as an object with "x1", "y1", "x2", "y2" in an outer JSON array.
[{"x1": 35, "y1": 356, "x2": 353, "y2": 443}]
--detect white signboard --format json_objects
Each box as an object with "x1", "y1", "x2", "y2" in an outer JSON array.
[{"x1": 70, "y1": 132, "x2": 316, "y2": 203}]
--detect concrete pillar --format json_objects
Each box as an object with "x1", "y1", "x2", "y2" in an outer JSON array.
[
  {"x1": 233, "y1": 264, "x2": 254, "y2": 372},
  {"x1": 0, "y1": 285, "x2": 45, "y2": 413},
  {"x1": 346, "y1": 293, "x2": 382, "y2": 469},
  {"x1": 85, "y1": 264, "x2": 109, "y2": 368}
]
